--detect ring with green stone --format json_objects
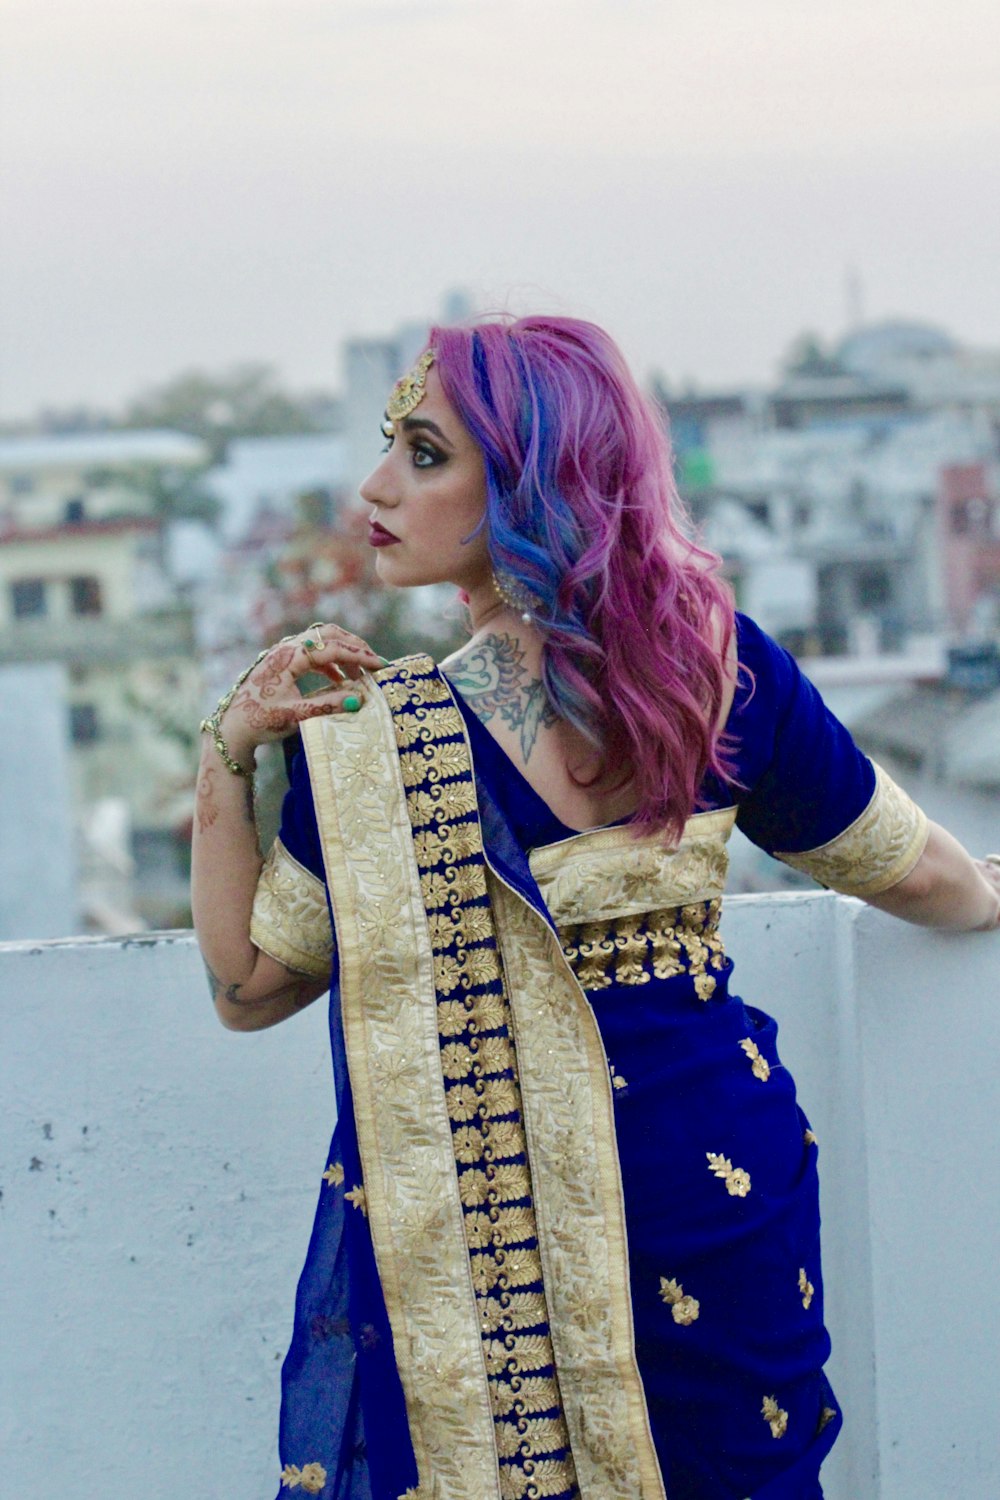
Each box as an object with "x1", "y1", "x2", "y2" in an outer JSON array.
[{"x1": 342, "y1": 695, "x2": 361, "y2": 713}]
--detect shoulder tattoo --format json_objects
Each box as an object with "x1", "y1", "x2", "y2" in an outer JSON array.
[{"x1": 444, "y1": 632, "x2": 557, "y2": 762}]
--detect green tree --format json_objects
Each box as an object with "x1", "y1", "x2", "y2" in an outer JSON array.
[
  {"x1": 122, "y1": 364, "x2": 325, "y2": 459},
  {"x1": 782, "y1": 332, "x2": 843, "y2": 379}
]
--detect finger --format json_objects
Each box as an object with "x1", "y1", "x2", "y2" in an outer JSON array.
[
  {"x1": 294, "y1": 684, "x2": 365, "y2": 720},
  {"x1": 305, "y1": 622, "x2": 383, "y2": 662},
  {"x1": 303, "y1": 638, "x2": 381, "y2": 680}
]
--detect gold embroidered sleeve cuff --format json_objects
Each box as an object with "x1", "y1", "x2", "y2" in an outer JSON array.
[
  {"x1": 250, "y1": 838, "x2": 334, "y2": 979},
  {"x1": 774, "y1": 762, "x2": 930, "y2": 899}
]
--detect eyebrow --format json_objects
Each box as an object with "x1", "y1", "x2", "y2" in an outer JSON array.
[{"x1": 400, "y1": 415, "x2": 455, "y2": 449}]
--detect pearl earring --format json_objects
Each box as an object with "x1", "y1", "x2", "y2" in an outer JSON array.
[{"x1": 491, "y1": 569, "x2": 537, "y2": 624}]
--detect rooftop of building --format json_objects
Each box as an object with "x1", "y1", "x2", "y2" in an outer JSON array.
[{"x1": 0, "y1": 428, "x2": 208, "y2": 471}]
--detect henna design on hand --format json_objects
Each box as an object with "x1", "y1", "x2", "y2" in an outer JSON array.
[
  {"x1": 251, "y1": 643, "x2": 297, "y2": 699},
  {"x1": 230, "y1": 688, "x2": 301, "y2": 734},
  {"x1": 196, "y1": 762, "x2": 220, "y2": 834}
]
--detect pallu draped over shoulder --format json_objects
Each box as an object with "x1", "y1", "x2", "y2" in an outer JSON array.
[{"x1": 249, "y1": 614, "x2": 928, "y2": 1500}]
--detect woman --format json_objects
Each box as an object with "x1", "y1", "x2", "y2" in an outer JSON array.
[{"x1": 192, "y1": 317, "x2": 1000, "y2": 1500}]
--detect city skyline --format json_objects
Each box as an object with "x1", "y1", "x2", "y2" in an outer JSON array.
[{"x1": 2, "y1": 0, "x2": 999, "y2": 417}]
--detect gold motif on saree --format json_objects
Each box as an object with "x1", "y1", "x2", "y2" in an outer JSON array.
[
  {"x1": 344, "y1": 1185, "x2": 367, "y2": 1215},
  {"x1": 775, "y1": 761, "x2": 929, "y2": 897},
  {"x1": 762, "y1": 1395, "x2": 789, "y2": 1439},
  {"x1": 803, "y1": 1128, "x2": 817, "y2": 1146},
  {"x1": 658, "y1": 1277, "x2": 700, "y2": 1325},
  {"x1": 250, "y1": 838, "x2": 333, "y2": 979},
  {"x1": 280, "y1": 1463, "x2": 327, "y2": 1493},
  {"x1": 799, "y1": 1267, "x2": 815, "y2": 1309},
  {"x1": 738, "y1": 1038, "x2": 771, "y2": 1081},
  {"x1": 322, "y1": 1161, "x2": 344, "y2": 1187},
  {"x1": 557, "y1": 898, "x2": 727, "y2": 994},
  {"x1": 706, "y1": 1152, "x2": 752, "y2": 1197}
]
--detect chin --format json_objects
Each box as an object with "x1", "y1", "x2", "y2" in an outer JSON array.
[{"x1": 375, "y1": 552, "x2": 435, "y2": 589}]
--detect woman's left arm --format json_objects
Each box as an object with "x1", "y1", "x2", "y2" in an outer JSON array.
[{"x1": 863, "y1": 824, "x2": 1000, "y2": 932}]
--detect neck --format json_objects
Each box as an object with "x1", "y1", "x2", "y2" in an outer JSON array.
[{"x1": 465, "y1": 578, "x2": 530, "y2": 638}]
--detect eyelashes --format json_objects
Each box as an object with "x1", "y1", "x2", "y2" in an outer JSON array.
[{"x1": 377, "y1": 429, "x2": 444, "y2": 467}]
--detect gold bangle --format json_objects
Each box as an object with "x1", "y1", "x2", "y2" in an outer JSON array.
[
  {"x1": 199, "y1": 712, "x2": 255, "y2": 777},
  {"x1": 199, "y1": 646, "x2": 270, "y2": 776}
]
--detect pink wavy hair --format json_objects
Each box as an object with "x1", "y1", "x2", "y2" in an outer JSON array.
[{"x1": 432, "y1": 314, "x2": 734, "y2": 841}]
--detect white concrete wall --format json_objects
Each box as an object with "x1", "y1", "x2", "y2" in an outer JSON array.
[
  {"x1": 0, "y1": 663, "x2": 78, "y2": 939},
  {"x1": 1, "y1": 897, "x2": 997, "y2": 1500}
]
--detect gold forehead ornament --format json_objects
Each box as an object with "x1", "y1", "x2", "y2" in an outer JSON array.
[{"x1": 385, "y1": 348, "x2": 435, "y2": 422}]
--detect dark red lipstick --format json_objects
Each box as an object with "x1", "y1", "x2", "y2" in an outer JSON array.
[{"x1": 368, "y1": 521, "x2": 400, "y2": 547}]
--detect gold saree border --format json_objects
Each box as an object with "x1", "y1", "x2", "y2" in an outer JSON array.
[
  {"x1": 250, "y1": 837, "x2": 333, "y2": 979},
  {"x1": 490, "y1": 879, "x2": 666, "y2": 1498},
  {"x1": 530, "y1": 807, "x2": 737, "y2": 927},
  {"x1": 301, "y1": 691, "x2": 502, "y2": 1500},
  {"x1": 775, "y1": 761, "x2": 930, "y2": 898}
]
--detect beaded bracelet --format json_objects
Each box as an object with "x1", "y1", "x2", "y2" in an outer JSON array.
[{"x1": 199, "y1": 646, "x2": 270, "y2": 777}]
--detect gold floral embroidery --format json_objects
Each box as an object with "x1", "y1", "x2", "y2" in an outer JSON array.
[
  {"x1": 280, "y1": 1462, "x2": 328, "y2": 1493},
  {"x1": 817, "y1": 1405, "x2": 837, "y2": 1433},
  {"x1": 446, "y1": 1083, "x2": 481, "y2": 1122},
  {"x1": 762, "y1": 1395, "x2": 788, "y2": 1439},
  {"x1": 799, "y1": 1267, "x2": 815, "y2": 1309},
  {"x1": 557, "y1": 899, "x2": 726, "y2": 993},
  {"x1": 658, "y1": 1277, "x2": 700, "y2": 1325},
  {"x1": 491, "y1": 1373, "x2": 561, "y2": 1417},
  {"x1": 250, "y1": 838, "x2": 333, "y2": 979},
  {"x1": 322, "y1": 1161, "x2": 344, "y2": 1187},
  {"x1": 738, "y1": 1038, "x2": 771, "y2": 1081},
  {"x1": 344, "y1": 1184, "x2": 367, "y2": 1216},
  {"x1": 499, "y1": 1458, "x2": 573, "y2": 1498},
  {"x1": 775, "y1": 762, "x2": 929, "y2": 898},
  {"x1": 803, "y1": 1128, "x2": 817, "y2": 1146},
  {"x1": 529, "y1": 809, "x2": 736, "y2": 924},
  {"x1": 706, "y1": 1152, "x2": 751, "y2": 1197},
  {"x1": 609, "y1": 1064, "x2": 628, "y2": 1091}
]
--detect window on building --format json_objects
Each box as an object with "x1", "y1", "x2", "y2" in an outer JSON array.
[
  {"x1": 857, "y1": 566, "x2": 891, "y2": 610},
  {"x1": 70, "y1": 576, "x2": 103, "y2": 615},
  {"x1": 69, "y1": 704, "x2": 100, "y2": 744},
  {"x1": 64, "y1": 498, "x2": 86, "y2": 523},
  {"x1": 11, "y1": 578, "x2": 47, "y2": 617}
]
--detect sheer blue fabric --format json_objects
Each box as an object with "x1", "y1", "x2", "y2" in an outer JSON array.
[{"x1": 270, "y1": 616, "x2": 865, "y2": 1499}]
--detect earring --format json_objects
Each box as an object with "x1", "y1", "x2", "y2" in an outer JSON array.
[{"x1": 492, "y1": 568, "x2": 537, "y2": 625}]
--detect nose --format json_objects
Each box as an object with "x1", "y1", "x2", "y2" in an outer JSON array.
[{"x1": 358, "y1": 452, "x2": 397, "y2": 509}]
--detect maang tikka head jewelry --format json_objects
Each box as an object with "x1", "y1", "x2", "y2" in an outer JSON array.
[{"x1": 384, "y1": 348, "x2": 435, "y2": 425}]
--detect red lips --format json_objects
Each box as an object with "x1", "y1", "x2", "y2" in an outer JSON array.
[{"x1": 368, "y1": 521, "x2": 400, "y2": 547}]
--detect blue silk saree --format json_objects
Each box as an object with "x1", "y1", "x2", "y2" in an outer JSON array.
[{"x1": 249, "y1": 615, "x2": 929, "y2": 1500}]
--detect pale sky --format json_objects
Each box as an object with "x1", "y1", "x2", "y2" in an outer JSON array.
[{"x1": 2, "y1": 0, "x2": 999, "y2": 419}]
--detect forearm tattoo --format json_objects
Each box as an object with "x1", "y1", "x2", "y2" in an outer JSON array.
[
  {"x1": 444, "y1": 633, "x2": 557, "y2": 762},
  {"x1": 203, "y1": 960, "x2": 316, "y2": 1012}
]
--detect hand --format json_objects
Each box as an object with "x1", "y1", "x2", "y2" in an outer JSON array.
[
  {"x1": 220, "y1": 624, "x2": 384, "y2": 762},
  {"x1": 973, "y1": 855, "x2": 1000, "y2": 929}
]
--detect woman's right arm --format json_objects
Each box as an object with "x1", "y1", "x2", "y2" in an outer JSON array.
[
  {"x1": 864, "y1": 825, "x2": 1000, "y2": 931},
  {"x1": 191, "y1": 624, "x2": 383, "y2": 1031}
]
